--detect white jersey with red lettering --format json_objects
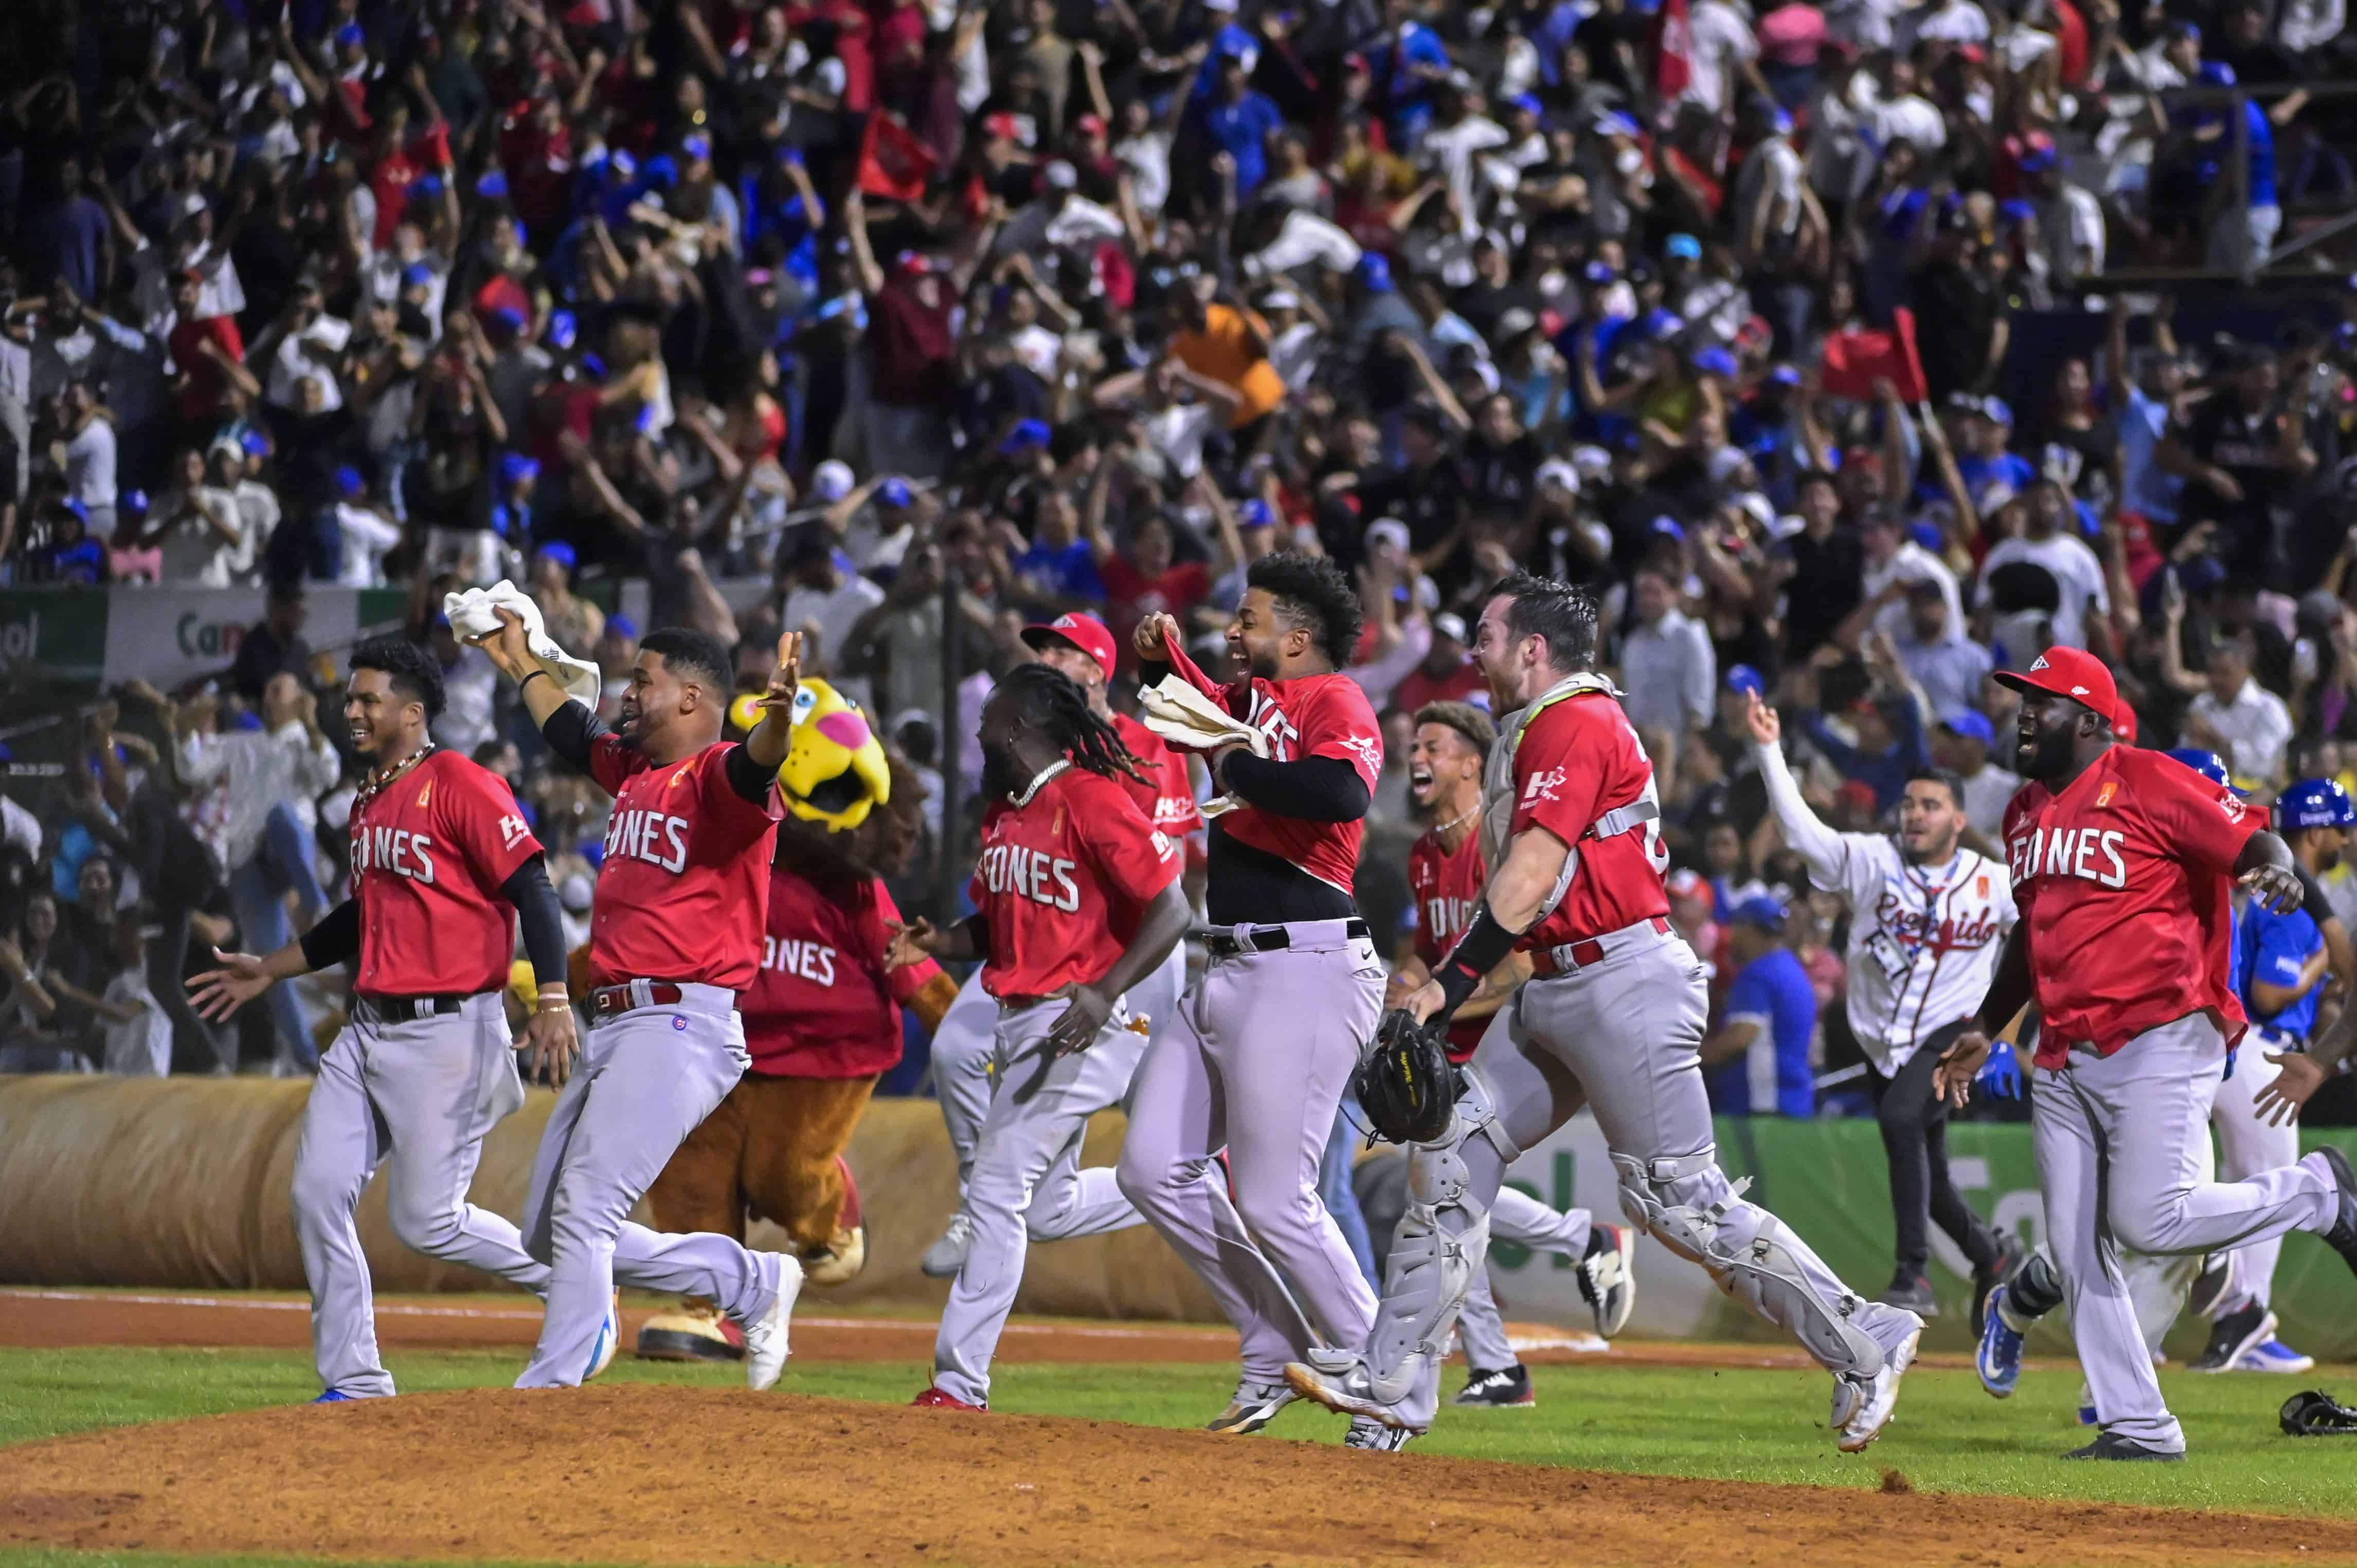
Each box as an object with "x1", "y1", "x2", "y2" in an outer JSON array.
[{"x1": 1799, "y1": 836, "x2": 2014, "y2": 1072}]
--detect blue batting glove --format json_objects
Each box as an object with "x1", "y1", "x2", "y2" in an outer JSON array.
[{"x1": 1976, "y1": 1037, "x2": 2023, "y2": 1099}]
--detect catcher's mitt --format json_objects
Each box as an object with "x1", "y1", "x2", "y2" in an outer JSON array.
[
  {"x1": 2281, "y1": 1390, "x2": 2357, "y2": 1437},
  {"x1": 1353, "y1": 1010, "x2": 1461, "y2": 1145}
]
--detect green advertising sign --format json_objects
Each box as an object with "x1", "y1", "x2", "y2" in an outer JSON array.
[{"x1": 0, "y1": 588, "x2": 111, "y2": 688}]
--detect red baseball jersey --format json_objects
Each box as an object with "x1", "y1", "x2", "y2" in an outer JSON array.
[
  {"x1": 1160, "y1": 638, "x2": 1381, "y2": 895},
  {"x1": 350, "y1": 750, "x2": 543, "y2": 997},
  {"x1": 587, "y1": 736, "x2": 782, "y2": 990},
  {"x1": 741, "y1": 868, "x2": 942, "y2": 1079},
  {"x1": 1508, "y1": 692, "x2": 1671, "y2": 952},
  {"x1": 2002, "y1": 744, "x2": 2257, "y2": 1066},
  {"x1": 969, "y1": 765, "x2": 1181, "y2": 999},
  {"x1": 1113, "y1": 710, "x2": 1203, "y2": 837},
  {"x1": 1407, "y1": 824, "x2": 1490, "y2": 1061}
]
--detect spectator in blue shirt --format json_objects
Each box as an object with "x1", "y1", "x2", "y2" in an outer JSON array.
[
  {"x1": 33, "y1": 157, "x2": 113, "y2": 307},
  {"x1": 1201, "y1": 52, "x2": 1286, "y2": 201},
  {"x1": 1704, "y1": 897, "x2": 1819, "y2": 1118},
  {"x1": 2178, "y1": 62, "x2": 2279, "y2": 275},
  {"x1": 1010, "y1": 473, "x2": 1106, "y2": 609},
  {"x1": 2237, "y1": 896, "x2": 2327, "y2": 1046},
  {"x1": 1797, "y1": 663, "x2": 1932, "y2": 815},
  {"x1": 1379, "y1": 11, "x2": 1453, "y2": 147}
]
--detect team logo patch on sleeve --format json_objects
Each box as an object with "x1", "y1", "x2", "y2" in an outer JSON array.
[
  {"x1": 1521, "y1": 767, "x2": 1568, "y2": 804},
  {"x1": 672, "y1": 1015, "x2": 689, "y2": 1031},
  {"x1": 2096, "y1": 782, "x2": 2117, "y2": 808}
]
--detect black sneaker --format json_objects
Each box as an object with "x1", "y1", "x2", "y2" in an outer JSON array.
[
  {"x1": 2188, "y1": 1254, "x2": 2233, "y2": 1320},
  {"x1": 1971, "y1": 1242, "x2": 2020, "y2": 1336},
  {"x1": 1451, "y1": 1365, "x2": 1535, "y2": 1408},
  {"x1": 2189, "y1": 1301, "x2": 2276, "y2": 1373},
  {"x1": 2320, "y1": 1146, "x2": 2357, "y2": 1279},
  {"x1": 2064, "y1": 1432, "x2": 2184, "y2": 1461},
  {"x1": 1878, "y1": 1272, "x2": 1939, "y2": 1318}
]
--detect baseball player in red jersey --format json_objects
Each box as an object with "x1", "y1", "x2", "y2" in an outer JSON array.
[
  {"x1": 1390, "y1": 700, "x2": 1636, "y2": 1408},
  {"x1": 475, "y1": 614, "x2": 806, "y2": 1391},
  {"x1": 1288, "y1": 574, "x2": 1921, "y2": 1450},
  {"x1": 916, "y1": 612, "x2": 1201, "y2": 1279},
  {"x1": 193, "y1": 637, "x2": 592, "y2": 1401},
  {"x1": 1113, "y1": 553, "x2": 1399, "y2": 1450},
  {"x1": 889, "y1": 662, "x2": 1192, "y2": 1411},
  {"x1": 1934, "y1": 647, "x2": 2357, "y2": 1458},
  {"x1": 638, "y1": 753, "x2": 958, "y2": 1361}
]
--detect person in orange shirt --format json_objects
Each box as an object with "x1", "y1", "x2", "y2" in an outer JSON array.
[{"x1": 1165, "y1": 278, "x2": 1287, "y2": 435}]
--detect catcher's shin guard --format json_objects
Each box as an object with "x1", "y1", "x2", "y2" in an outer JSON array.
[
  {"x1": 1358, "y1": 1070, "x2": 1522, "y2": 1419},
  {"x1": 1614, "y1": 1150, "x2": 1882, "y2": 1378}
]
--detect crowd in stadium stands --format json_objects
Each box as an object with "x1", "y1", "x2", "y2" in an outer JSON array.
[{"x1": 1, "y1": 0, "x2": 2355, "y2": 1122}]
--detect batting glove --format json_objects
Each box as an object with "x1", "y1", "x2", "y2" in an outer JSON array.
[{"x1": 1976, "y1": 1037, "x2": 2023, "y2": 1100}]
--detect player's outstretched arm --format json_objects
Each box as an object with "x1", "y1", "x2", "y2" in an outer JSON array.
[
  {"x1": 1046, "y1": 882, "x2": 1191, "y2": 1057},
  {"x1": 190, "y1": 899, "x2": 359, "y2": 1018},
  {"x1": 886, "y1": 915, "x2": 986, "y2": 969},
  {"x1": 1745, "y1": 692, "x2": 1850, "y2": 884}
]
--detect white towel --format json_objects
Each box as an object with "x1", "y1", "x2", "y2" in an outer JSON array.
[
  {"x1": 1138, "y1": 676, "x2": 1267, "y2": 820},
  {"x1": 444, "y1": 581, "x2": 602, "y2": 706}
]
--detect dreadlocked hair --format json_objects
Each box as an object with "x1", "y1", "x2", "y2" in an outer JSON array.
[{"x1": 1002, "y1": 661, "x2": 1149, "y2": 783}]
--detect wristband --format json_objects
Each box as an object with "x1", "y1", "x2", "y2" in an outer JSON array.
[
  {"x1": 1431, "y1": 902, "x2": 1520, "y2": 1022},
  {"x1": 520, "y1": 669, "x2": 551, "y2": 694}
]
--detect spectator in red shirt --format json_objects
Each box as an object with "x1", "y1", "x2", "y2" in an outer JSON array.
[
  {"x1": 1388, "y1": 612, "x2": 1487, "y2": 715},
  {"x1": 1088, "y1": 474, "x2": 1247, "y2": 663},
  {"x1": 847, "y1": 192, "x2": 957, "y2": 478},
  {"x1": 165, "y1": 272, "x2": 258, "y2": 441}
]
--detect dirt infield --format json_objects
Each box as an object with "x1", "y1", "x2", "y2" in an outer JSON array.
[
  {"x1": 4, "y1": 1384, "x2": 2354, "y2": 1568},
  {"x1": 0, "y1": 1287, "x2": 1870, "y2": 1370}
]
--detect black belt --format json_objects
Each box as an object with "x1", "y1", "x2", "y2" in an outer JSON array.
[
  {"x1": 1207, "y1": 918, "x2": 1369, "y2": 958},
  {"x1": 354, "y1": 993, "x2": 476, "y2": 1024}
]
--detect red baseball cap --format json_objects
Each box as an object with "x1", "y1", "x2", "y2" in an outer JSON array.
[
  {"x1": 1994, "y1": 646, "x2": 2118, "y2": 718},
  {"x1": 2112, "y1": 697, "x2": 2138, "y2": 745},
  {"x1": 1022, "y1": 612, "x2": 1117, "y2": 680}
]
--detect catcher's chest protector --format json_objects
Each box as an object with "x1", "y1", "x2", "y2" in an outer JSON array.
[{"x1": 1482, "y1": 673, "x2": 1623, "y2": 873}]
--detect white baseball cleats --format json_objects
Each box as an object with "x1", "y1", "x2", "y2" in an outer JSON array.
[{"x1": 743, "y1": 1253, "x2": 804, "y2": 1391}]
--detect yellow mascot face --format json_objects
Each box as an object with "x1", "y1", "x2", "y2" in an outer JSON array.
[{"x1": 772, "y1": 678, "x2": 891, "y2": 831}]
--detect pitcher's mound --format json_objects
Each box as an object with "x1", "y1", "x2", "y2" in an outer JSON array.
[{"x1": 3, "y1": 1385, "x2": 2351, "y2": 1568}]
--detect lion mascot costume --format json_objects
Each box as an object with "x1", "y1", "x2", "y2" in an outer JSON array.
[{"x1": 630, "y1": 678, "x2": 959, "y2": 1362}]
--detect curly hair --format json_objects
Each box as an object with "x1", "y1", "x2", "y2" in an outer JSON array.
[
  {"x1": 349, "y1": 635, "x2": 446, "y2": 720},
  {"x1": 1248, "y1": 551, "x2": 1363, "y2": 668},
  {"x1": 998, "y1": 661, "x2": 1148, "y2": 783},
  {"x1": 1413, "y1": 699, "x2": 1496, "y2": 758}
]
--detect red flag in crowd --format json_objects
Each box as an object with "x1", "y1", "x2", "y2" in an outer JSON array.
[
  {"x1": 856, "y1": 113, "x2": 938, "y2": 204},
  {"x1": 1654, "y1": 0, "x2": 1694, "y2": 99},
  {"x1": 1820, "y1": 308, "x2": 1929, "y2": 403}
]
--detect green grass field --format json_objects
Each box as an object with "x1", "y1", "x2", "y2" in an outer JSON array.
[{"x1": 7, "y1": 1339, "x2": 2357, "y2": 1558}]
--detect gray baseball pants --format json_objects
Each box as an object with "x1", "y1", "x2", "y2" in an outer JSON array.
[
  {"x1": 515, "y1": 983, "x2": 790, "y2": 1388},
  {"x1": 294, "y1": 995, "x2": 549, "y2": 1398},
  {"x1": 2032, "y1": 1013, "x2": 2338, "y2": 1451},
  {"x1": 931, "y1": 996, "x2": 1147, "y2": 1407},
  {"x1": 1117, "y1": 922, "x2": 1384, "y2": 1383}
]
